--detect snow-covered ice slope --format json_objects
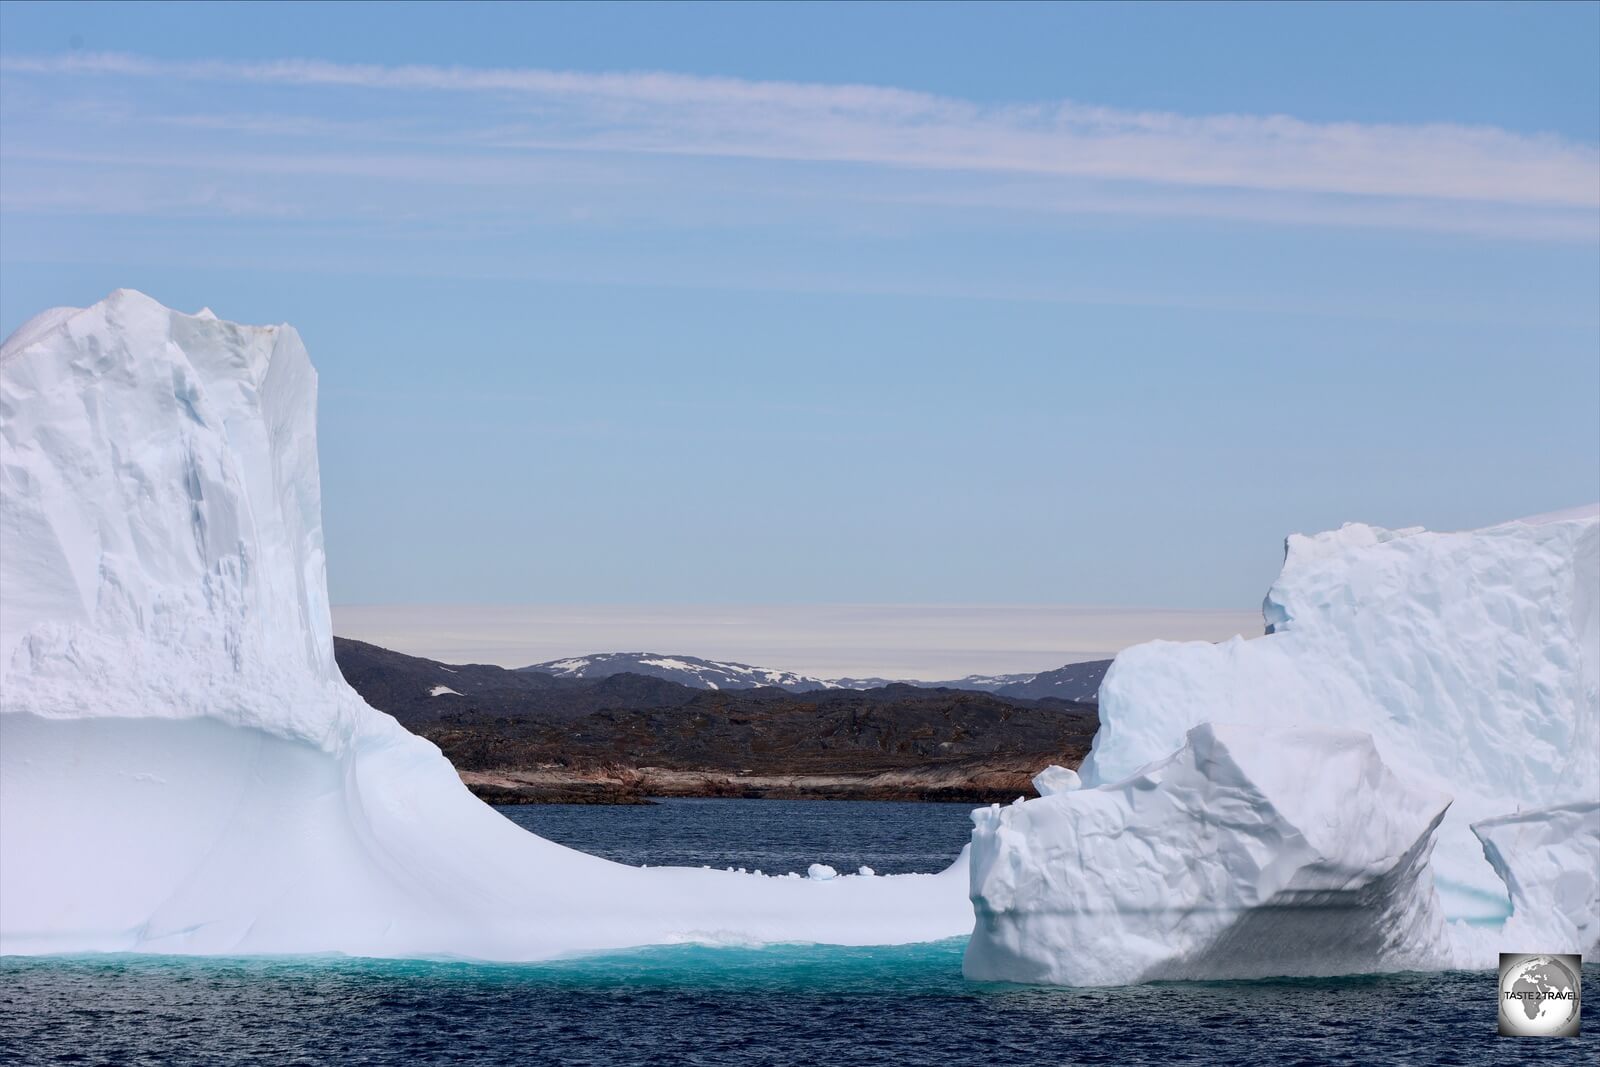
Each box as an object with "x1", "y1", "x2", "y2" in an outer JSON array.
[
  {"x1": 1084, "y1": 507, "x2": 1599, "y2": 923},
  {"x1": 0, "y1": 291, "x2": 971, "y2": 958},
  {"x1": 966, "y1": 724, "x2": 1453, "y2": 985}
]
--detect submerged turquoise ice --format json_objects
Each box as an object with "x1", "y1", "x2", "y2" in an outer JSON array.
[
  {"x1": 4, "y1": 938, "x2": 977, "y2": 994},
  {"x1": 466, "y1": 937, "x2": 977, "y2": 992},
  {"x1": 5, "y1": 924, "x2": 1597, "y2": 1067}
]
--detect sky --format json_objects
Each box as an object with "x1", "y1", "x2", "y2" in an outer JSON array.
[{"x1": 2, "y1": 2, "x2": 1597, "y2": 630}]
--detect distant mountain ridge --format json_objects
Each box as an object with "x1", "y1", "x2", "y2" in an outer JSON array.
[
  {"x1": 521, "y1": 652, "x2": 839, "y2": 692},
  {"x1": 519, "y1": 651, "x2": 1112, "y2": 703}
]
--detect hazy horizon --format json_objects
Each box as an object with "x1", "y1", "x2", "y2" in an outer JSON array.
[{"x1": 331, "y1": 602, "x2": 1264, "y2": 679}]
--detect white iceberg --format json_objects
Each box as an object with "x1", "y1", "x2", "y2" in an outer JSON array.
[
  {"x1": 966, "y1": 723, "x2": 1452, "y2": 985},
  {"x1": 0, "y1": 291, "x2": 972, "y2": 958},
  {"x1": 1086, "y1": 507, "x2": 1598, "y2": 924},
  {"x1": 968, "y1": 503, "x2": 1598, "y2": 984}
]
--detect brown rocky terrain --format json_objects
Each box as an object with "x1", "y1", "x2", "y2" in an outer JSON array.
[{"x1": 336, "y1": 637, "x2": 1099, "y2": 803}]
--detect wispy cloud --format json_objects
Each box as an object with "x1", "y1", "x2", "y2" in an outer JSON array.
[{"x1": 4, "y1": 50, "x2": 1597, "y2": 218}]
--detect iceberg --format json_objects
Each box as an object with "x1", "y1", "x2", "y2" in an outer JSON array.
[
  {"x1": 966, "y1": 724, "x2": 1452, "y2": 985},
  {"x1": 0, "y1": 291, "x2": 972, "y2": 958},
  {"x1": 1082, "y1": 508, "x2": 1598, "y2": 924},
  {"x1": 968, "y1": 503, "x2": 1599, "y2": 983}
]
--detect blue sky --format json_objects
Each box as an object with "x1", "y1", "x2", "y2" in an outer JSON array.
[{"x1": 2, "y1": 1, "x2": 1597, "y2": 610}]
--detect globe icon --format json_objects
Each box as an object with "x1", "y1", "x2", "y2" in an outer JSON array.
[{"x1": 1499, "y1": 955, "x2": 1581, "y2": 1037}]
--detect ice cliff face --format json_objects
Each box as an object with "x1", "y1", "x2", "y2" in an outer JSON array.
[
  {"x1": 969, "y1": 505, "x2": 1600, "y2": 984},
  {"x1": 1, "y1": 291, "x2": 348, "y2": 746},
  {"x1": 0, "y1": 291, "x2": 972, "y2": 957}
]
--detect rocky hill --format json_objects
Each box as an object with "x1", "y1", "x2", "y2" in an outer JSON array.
[{"x1": 335, "y1": 638, "x2": 1099, "y2": 804}]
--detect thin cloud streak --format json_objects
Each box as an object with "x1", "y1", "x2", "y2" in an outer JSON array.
[
  {"x1": 11, "y1": 140, "x2": 1591, "y2": 244},
  {"x1": 5, "y1": 50, "x2": 1598, "y2": 212}
]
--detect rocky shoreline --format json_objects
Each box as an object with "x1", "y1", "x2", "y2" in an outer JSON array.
[{"x1": 458, "y1": 759, "x2": 1060, "y2": 806}]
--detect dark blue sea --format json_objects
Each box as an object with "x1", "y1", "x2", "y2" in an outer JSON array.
[{"x1": 2, "y1": 799, "x2": 1593, "y2": 1066}]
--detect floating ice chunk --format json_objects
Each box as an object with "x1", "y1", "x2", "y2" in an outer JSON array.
[
  {"x1": 857, "y1": 866, "x2": 876, "y2": 877},
  {"x1": 807, "y1": 864, "x2": 839, "y2": 881},
  {"x1": 1030, "y1": 765, "x2": 1080, "y2": 796},
  {"x1": 965, "y1": 723, "x2": 1452, "y2": 985}
]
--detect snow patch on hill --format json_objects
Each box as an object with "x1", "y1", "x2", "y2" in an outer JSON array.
[
  {"x1": 521, "y1": 652, "x2": 1112, "y2": 701},
  {"x1": 523, "y1": 651, "x2": 842, "y2": 692}
]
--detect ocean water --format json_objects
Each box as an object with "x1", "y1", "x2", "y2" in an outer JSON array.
[
  {"x1": 2, "y1": 799, "x2": 1594, "y2": 1067},
  {"x1": 497, "y1": 796, "x2": 979, "y2": 874}
]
